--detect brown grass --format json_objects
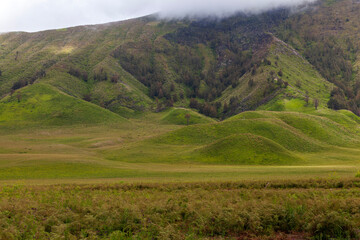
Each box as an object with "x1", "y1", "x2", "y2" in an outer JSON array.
[{"x1": 0, "y1": 179, "x2": 359, "y2": 239}]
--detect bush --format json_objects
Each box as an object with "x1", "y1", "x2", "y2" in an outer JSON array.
[{"x1": 308, "y1": 212, "x2": 357, "y2": 239}]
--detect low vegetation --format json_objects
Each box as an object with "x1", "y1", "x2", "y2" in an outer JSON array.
[{"x1": 1, "y1": 179, "x2": 360, "y2": 239}]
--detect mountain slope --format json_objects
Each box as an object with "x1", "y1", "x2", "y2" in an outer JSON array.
[
  {"x1": 0, "y1": 0, "x2": 360, "y2": 121},
  {"x1": 275, "y1": 0, "x2": 360, "y2": 115},
  {"x1": 0, "y1": 6, "x2": 331, "y2": 120}
]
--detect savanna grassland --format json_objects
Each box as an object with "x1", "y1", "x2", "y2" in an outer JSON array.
[
  {"x1": 0, "y1": 107, "x2": 360, "y2": 239},
  {"x1": 0, "y1": 107, "x2": 360, "y2": 182}
]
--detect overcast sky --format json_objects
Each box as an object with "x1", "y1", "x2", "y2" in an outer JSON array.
[{"x1": 0, "y1": 0, "x2": 316, "y2": 33}]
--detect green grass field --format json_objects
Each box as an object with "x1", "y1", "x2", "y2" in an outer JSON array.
[
  {"x1": 1, "y1": 96, "x2": 360, "y2": 239},
  {"x1": 0, "y1": 105, "x2": 359, "y2": 183}
]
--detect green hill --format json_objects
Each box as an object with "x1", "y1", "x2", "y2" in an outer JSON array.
[
  {"x1": 160, "y1": 108, "x2": 215, "y2": 125},
  {"x1": 193, "y1": 134, "x2": 303, "y2": 165},
  {"x1": 101, "y1": 108, "x2": 360, "y2": 165},
  {"x1": 0, "y1": 84, "x2": 125, "y2": 127}
]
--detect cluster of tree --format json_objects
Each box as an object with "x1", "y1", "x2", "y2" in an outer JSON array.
[
  {"x1": 11, "y1": 69, "x2": 46, "y2": 91},
  {"x1": 93, "y1": 68, "x2": 108, "y2": 82},
  {"x1": 189, "y1": 98, "x2": 219, "y2": 118},
  {"x1": 111, "y1": 74, "x2": 120, "y2": 83},
  {"x1": 11, "y1": 79, "x2": 28, "y2": 91},
  {"x1": 114, "y1": 44, "x2": 187, "y2": 103},
  {"x1": 113, "y1": 32, "x2": 259, "y2": 109},
  {"x1": 328, "y1": 82, "x2": 360, "y2": 115},
  {"x1": 68, "y1": 66, "x2": 122, "y2": 84},
  {"x1": 304, "y1": 38, "x2": 353, "y2": 84},
  {"x1": 276, "y1": 9, "x2": 360, "y2": 115},
  {"x1": 68, "y1": 67, "x2": 88, "y2": 82},
  {"x1": 110, "y1": 10, "x2": 299, "y2": 117},
  {"x1": 112, "y1": 46, "x2": 156, "y2": 87}
]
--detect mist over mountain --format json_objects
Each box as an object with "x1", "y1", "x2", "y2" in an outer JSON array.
[
  {"x1": 1, "y1": 0, "x2": 317, "y2": 32},
  {"x1": 156, "y1": 0, "x2": 317, "y2": 19}
]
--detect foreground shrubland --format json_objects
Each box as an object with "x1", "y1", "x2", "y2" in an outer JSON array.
[{"x1": 1, "y1": 179, "x2": 360, "y2": 239}]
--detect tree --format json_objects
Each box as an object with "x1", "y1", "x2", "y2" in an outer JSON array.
[
  {"x1": 314, "y1": 98, "x2": 319, "y2": 110},
  {"x1": 83, "y1": 93, "x2": 92, "y2": 102},
  {"x1": 248, "y1": 79, "x2": 254, "y2": 88},
  {"x1": 185, "y1": 113, "x2": 191, "y2": 125},
  {"x1": 305, "y1": 92, "x2": 309, "y2": 106},
  {"x1": 12, "y1": 79, "x2": 27, "y2": 91},
  {"x1": 158, "y1": 89, "x2": 164, "y2": 99},
  {"x1": 111, "y1": 74, "x2": 120, "y2": 83},
  {"x1": 166, "y1": 99, "x2": 174, "y2": 107},
  {"x1": 156, "y1": 98, "x2": 162, "y2": 112},
  {"x1": 189, "y1": 98, "x2": 198, "y2": 109},
  {"x1": 94, "y1": 68, "x2": 108, "y2": 81},
  {"x1": 223, "y1": 102, "x2": 229, "y2": 113},
  {"x1": 16, "y1": 92, "x2": 22, "y2": 102}
]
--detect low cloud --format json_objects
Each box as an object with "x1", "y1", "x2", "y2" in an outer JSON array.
[
  {"x1": 0, "y1": 0, "x2": 317, "y2": 32},
  {"x1": 156, "y1": 0, "x2": 317, "y2": 19}
]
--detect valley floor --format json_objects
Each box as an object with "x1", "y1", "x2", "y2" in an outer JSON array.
[
  {"x1": 0, "y1": 113, "x2": 359, "y2": 183},
  {"x1": 1, "y1": 110, "x2": 360, "y2": 239}
]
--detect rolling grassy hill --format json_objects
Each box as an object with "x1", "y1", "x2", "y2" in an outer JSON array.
[
  {"x1": 0, "y1": 83, "x2": 125, "y2": 127},
  {"x1": 160, "y1": 108, "x2": 216, "y2": 125},
  {"x1": 193, "y1": 133, "x2": 303, "y2": 165},
  {"x1": 0, "y1": 108, "x2": 359, "y2": 182},
  {"x1": 102, "y1": 109, "x2": 360, "y2": 166}
]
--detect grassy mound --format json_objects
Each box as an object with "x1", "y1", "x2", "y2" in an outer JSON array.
[
  {"x1": 161, "y1": 108, "x2": 215, "y2": 125},
  {"x1": 227, "y1": 111, "x2": 360, "y2": 146},
  {"x1": 145, "y1": 109, "x2": 360, "y2": 165},
  {"x1": 0, "y1": 84, "x2": 125, "y2": 126},
  {"x1": 156, "y1": 118, "x2": 323, "y2": 152},
  {"x1": 194, "y1": 134, "x2": 303, "y2": 165}
]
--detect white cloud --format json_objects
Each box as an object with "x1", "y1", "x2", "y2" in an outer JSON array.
[
  {"x1": 157, "y1": 0, "x2": 316, "y2": 18},
  {"x1": 0, "y1": 0, "x2": 316, "y2": 32}
]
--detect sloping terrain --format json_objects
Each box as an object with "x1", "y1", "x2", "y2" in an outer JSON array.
[
  {"x1": 0, "y1": 0, "x2": 353, "y2": 120},
  {"x1": 161, "y1": 108, "x2": 216, "y2": 125},
  {"x1": 103, "y1": 109, "x2": 360, "y2": 165},
  {"x1": 193, "y1": 133, "x2": 303, "y2": 165},
  {"x1": 0, "y1": 83, "x2": 125, "y2": 127}
]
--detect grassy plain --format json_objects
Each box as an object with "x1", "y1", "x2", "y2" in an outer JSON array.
[
  {"x1": 1, "y1": 108, "x2": 360, "y2": 239},
  {"x1": 0, "y1": 108, "x2": 359, "y2": 182}
]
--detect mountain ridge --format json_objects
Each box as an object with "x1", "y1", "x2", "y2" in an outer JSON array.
[{"x1": 0, "y1": 0, "x2": 359, "y2": 120}]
